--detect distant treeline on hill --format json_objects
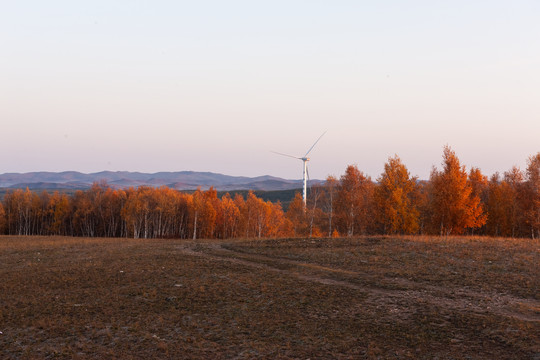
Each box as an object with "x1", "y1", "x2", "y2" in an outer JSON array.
[
  {"x1": 0, "y1": 188, "x2": 299, "y2": 210},
  {"x1": 0, "y1": 146, "x2": 539, "y2": 239},
  {"x1": 0, "y1": 170, "x2": 309, "y2": 192}
]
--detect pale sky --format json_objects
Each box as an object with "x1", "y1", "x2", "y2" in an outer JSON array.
[{"x1": 1, "y1": 1, "x2": 539, "y2": 180}]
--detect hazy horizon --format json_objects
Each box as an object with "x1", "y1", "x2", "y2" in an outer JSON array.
[
  {"x1": 0, "y1": 169, "x2": 303, "y2": 181},
  {"x1": 2, "y1": 1, "x2": 539, "y2": 180}
]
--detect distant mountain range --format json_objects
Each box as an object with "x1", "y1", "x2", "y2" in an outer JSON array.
[{"x1": 0, "y1": 171, "x2": 317, "y2": 191}]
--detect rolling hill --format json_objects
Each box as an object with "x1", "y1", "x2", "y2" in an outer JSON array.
[{"x1": 0, "y1": 171, "x2": 319, "y2": 192}]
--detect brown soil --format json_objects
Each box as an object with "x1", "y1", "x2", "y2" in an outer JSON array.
[{"x1": 0, "y1": 236, "x2": 538, "y2": 359}]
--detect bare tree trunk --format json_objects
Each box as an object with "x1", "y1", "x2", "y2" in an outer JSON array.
[{"x1": 192, "y1": 212, "x2": 198, "y2": 240}]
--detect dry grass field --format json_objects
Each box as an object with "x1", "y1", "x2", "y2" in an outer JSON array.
[{"x1": 0, "y1": 235, "x2": 538, "y2": 359}]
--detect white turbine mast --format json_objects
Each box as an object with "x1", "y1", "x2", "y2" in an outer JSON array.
[{"x1": 272, "y1": 131, "x2": 327, "y2": 207}]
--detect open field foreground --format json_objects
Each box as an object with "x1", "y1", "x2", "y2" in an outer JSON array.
[{"x1": 0, "y1": 236, "x2": 538, "y2": 359}]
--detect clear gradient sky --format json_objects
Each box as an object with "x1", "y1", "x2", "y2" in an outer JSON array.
[{"x1": 1, "y1": 1, "x2": 539, "y2": 180}]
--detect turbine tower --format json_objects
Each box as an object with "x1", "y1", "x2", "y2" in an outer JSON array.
[{"x1": 272, "y1": 131, "x2": 327, "y2": 207}]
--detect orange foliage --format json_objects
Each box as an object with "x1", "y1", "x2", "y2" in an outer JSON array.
[
  {"x1": 524, "y1": 153, "x2": 540, "y2": 238},
  {"x1": 374, "y1": 155, "x2": 420, "y2": 235},
  {"x1": 429, "y1": 146, "x2": 486, "y2": 236},
  {"x1": 1, "y1": 150, "x2": 540, "y2": 239},
  {"x1": 286, "y1": 193, "x2": 307, "y2": 237},
  {"x1": 216, "y1": 193, "x2": 240, "y2": 238},
  {"x1": 321, "y1": 175, "x2": 338, "y2": 237},
  {"x1": 335, "y1": 165, "x2": 374, "y2": 236}
]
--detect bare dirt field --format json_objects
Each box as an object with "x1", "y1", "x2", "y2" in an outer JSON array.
[{"x1": 0, "y1": 236, "x2": 538, "y2": 359}]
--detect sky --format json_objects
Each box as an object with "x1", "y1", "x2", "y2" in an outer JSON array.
[{"x1": 1, "y1": 1, "x2": 539, "y2": 180}]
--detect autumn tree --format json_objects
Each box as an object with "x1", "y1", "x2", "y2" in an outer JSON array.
[
  {"x1": 121, "y1": 187, "x2": 148, "y2": 239},
  {"x1": 244, "y1": 191, "x2": 268, "y2": 238},
  {"x1": 304, "y1": 184, "x2": 327, "y2": 238},
  {"x1": 335, "y1": 165, "x2": 374, "y2": 236},
  {"x1": 199, "y1": 188, "x2": 218, "y2": 239},
  {"x1": 469, "y1": 168, "x2": 488, "y2": 201},
  {"x1": 429, "y1": 146, "x2": 486, "y2": 236},
  {"x1": 504, "y1": 166, "x2": 525, "y2": 237},
  {"x1": 187, "y1": 188, "x2": 218, "y2": 239},
  {"x1": 0, "y1": 202, "x2": 5, "y2": 234},
  {"x1": 374, "y1": 155, "x2": 420, "y2": 235},
  {"x1": 189, "y1": 189, "x2": 204, "y2": 240},
  {"x1": 2, "y1": 188, "x2": 40, "y2": 235},
  {"x1": 84, "y1": 182, "x2": 107, "y2": 236},
  {"x1": 467, "y1": 167, "x2": 488, "y2": 234},
  {"x1": 47, "y1": 191, "x2": 72, "y2": 235},
  {"x1": 524, "y1": 153, "x2": 540, "y2": 238},
  {"x1": 171, "y1": 191, "x2": 191, "y2": 238},
  {"x1": 413, "y1": 181, "x2": 430, "y2": 235},
  {"x1": 96, "y1": 187, "x2": 124, "y2": 237},
  {"x1": 254, "y1": 200, "x2": 286, "y2": 238},
  {"x1": 265, "y1": 201, "x2": 288, "y2": 238},
  {"x1": 216, "y1": 193, "x2": 240, "y2": 238},
  {"x1": 234, "y1": 191, "x2": 288, "y2": 238},
  {"x1": 234, "y1": 193, "x2": 248, "y2": 237},
  {"x1": 321, "y1": 175, "x2": 338, "y2": 237},
  {"x1": 286, "y1": 193, "x2": 307, "y2": 237},
  {"x1": 485, "y1": 173, "x2": 511, "y2": 237}
]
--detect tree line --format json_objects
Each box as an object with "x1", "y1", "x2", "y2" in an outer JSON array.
[{"x1": 0, "y1": 146, "x2": 539, "y2": 239}]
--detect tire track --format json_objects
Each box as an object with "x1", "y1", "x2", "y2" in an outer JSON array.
[{"x1": 176, "y1": 242, "x2": 540, "y2": 324}]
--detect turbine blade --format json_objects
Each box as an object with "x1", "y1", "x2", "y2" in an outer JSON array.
[
  {"x1": 304, "y1": 130, "x2": 327, "y2": 157},
  {"x1": 270, "y1": 151, "x2": 302, "y2": 160}
]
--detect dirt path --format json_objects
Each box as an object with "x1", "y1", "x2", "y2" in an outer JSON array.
[{"x1": 176, "y1": 242, "x2": 540, "y2": 324}]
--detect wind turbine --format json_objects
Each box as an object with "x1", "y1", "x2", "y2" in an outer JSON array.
[{"x1": 272, "y1": 131, "x2": 327, "y2": 207}]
